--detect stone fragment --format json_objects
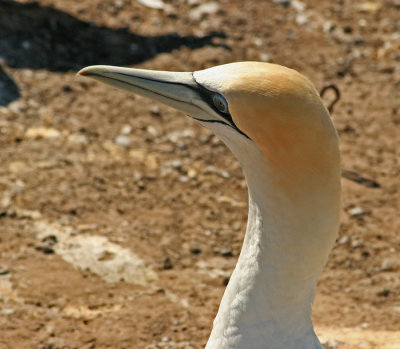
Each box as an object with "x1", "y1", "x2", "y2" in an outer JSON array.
[
  {"x1": 189, "y1": 2, "x2": 220, "y2": 21},
  {"x1": 114, "y1": 135, "x2": 131, "y2": 147},
  {"x1": 121, "y1": 124, "x2": 132, "y2": 134},
  {"x1": 348, "y1": 207, "x2": 365, "y2": 216},
  {"x1": 358, "y1": 2, "x2": 382, "y2": 13},
  {"x1": 25, "y1": 127, "x2": 60, "y2": 139},
  {"x1": 137, "y1": 0, "x2": 165, "y2": 10},
  {"x1": 68, "y1": 133, "x2": 88, "y2": 144}
]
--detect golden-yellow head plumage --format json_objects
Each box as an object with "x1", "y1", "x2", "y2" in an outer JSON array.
[{"x1": 194, "y1": 62, "x2": 340, "y2": 196}]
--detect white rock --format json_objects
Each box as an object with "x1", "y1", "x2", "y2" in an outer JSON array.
[
  {"x1": 171, "y1": 159, "x2": 182, "y2": 168},
  {"x1": 1, "y1": 308, "x2": 14, "y2": 315},
  {"x1": 114, "y1": 135, "x2": 131, "y2": 147},
  {"x1": 147, "y1": 125, "x2": 159, "y2": 137},
  {"x1": 137, "y1": 0, "x2": 165, "y2": 10},
  {"x1": 114, "y1": 0, "x2": 124, "y2": 9},
  {"x1": 291, "y1": 0, "x2": 306, "y2": 12},
  {"x1": 321, "y1": 339, "x2": 340, "y2": 349},
  {"x1": 253, "y1": 37, "x2": 263, "y2": 47},
  {"x1": 68, "y1": 133, "x2": 87, "y2": 144},
  {"x1": 358, "y1": 18, "x2": 368, "y2": 27},
  {"x1": 349, "y1": 206, "x2": 365, "y2": 216},
  {"x1": 351, "y1": 239, "x2": 364, "y2": 248},
  {"x1": 259, "y1": 53, "x2": 271, "y2": 62},
  {"x1": 182, "y1": 129, "x2": 195, "y2": 138},
  {"x1": 323, "y1": 21, "x2": 335, "y2": 33},
  {"x1": 15, "y1": 208, "x2": 42, "y2": 220},
  {"x1": 187, "y1": 169, "x2": 197, "y2": 178},
  {"x1": 296, "y1": 14, "x2": 308, "y2": 25},
  {"x1": 25, "y1": 127, "x2": 60, "y2": 139},
  {"x1": 219, "y1": 170, "x2": 230, "y2": 178},
  {"x1": 189, "y1": 1, "x2": 220, "y2": 21},
  {"x1": 179, "y1": 176, "x2": 189, "y2": 183},
  {"x1": 35, "y1": 221, "x2": 158, "y2": 286},
  {"x1": 380, "y1": 258, "x2": 392, "y2": 271},
  {"x1": 121, "y1": 124, "x2": 132, "y2": 134}
]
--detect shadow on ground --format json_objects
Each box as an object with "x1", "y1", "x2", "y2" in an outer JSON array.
[
  {"x1": 0, "y1": 0, "x2": 226, "y2": 105},
  {"x1": 0, "y1": 66, "x2": 20, "y2": 106}
]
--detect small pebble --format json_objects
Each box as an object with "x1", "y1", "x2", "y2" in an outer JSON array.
[
  {"x1": 259, "y1": 52, "x2": 271, "y2": 62},
  {"x1": 188, "y1": 1, "x2": 220, "y2": 21},
  {"x1": 187, "y1": 169, "x2": 197, "y2": 178},
  {"x1": 321, "y1": 339, "x2": 341, "y2": 349},
  {"x1": 219, "y1": 171, "x2": 230, "y2": 178},
  {"x1": 220, "y1": 248, "x2": 233, "y2": 257},
  {"x1": 171, "y1": 159, "x2": 182, "y2": 169},
  {"x1": 348, "y1": 207, "x2": 364, "y2": 216},
  {"x1": 147, "y1": 125, "x2": 159, "y2": 137},
  {"x1": 137, "y1": 0, "x2": 165, "y2": 10},
  {"x1": 121, "y1": 124, "x2": 132, "y2": 134},
  {"x1": 291, "y1": 0, "x2": 306, "y2": 12},
  {"x1": 150, "y1": 106, "x2": 161, "y2": 117},
  {"x1": 1, "y1": 308, "x2": 14, "y2": 315},
  {"x1": 295, "y1": 14, "x2": 308, "y2": 25},
  {"x1": 25, "y1": 127, "x2": 60, "y2": 139},
  {"x1": 68, "y1": 134, "x2": 87, "y2": 144},
  {"x1": 163, "y1": 257, "x2": 173, "y2": 270},
  {"x1": 0, "y1": 265, "x2": 9, "y2": 275},
  {"x1": 179, "y1": 176, "x2": 189, "y2": 183},
  {"x1": 114, "y1": 135, "x2": 131, "y2": 147},
  {"x1": 351, "y1": 239, "x2": 364, "y2": 248}
]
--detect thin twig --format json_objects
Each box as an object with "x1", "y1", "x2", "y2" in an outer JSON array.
[
  {"x1": 342, "y1": 170, "x2": 380, "y2": 188},
  {"x1": 320, "y1": 84, "x2": 380, "y2": 188},
  {"x1": 320, "y1": 83, "x2": 340, "y2": 114}
]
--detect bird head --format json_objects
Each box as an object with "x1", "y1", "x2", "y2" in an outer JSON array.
[{"x1": 78, "y1": 62, "x2": 340, "y2": 197}]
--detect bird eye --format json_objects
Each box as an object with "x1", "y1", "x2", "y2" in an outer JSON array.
[{"x1": 212, "y1": 94, "x2": 229, "y2": 114}]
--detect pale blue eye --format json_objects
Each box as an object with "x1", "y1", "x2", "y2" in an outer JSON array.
[{"x1": 213, "y1": 94, "x2": 229, "y2": 114}]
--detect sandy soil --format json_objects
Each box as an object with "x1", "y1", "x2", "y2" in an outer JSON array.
[{"x1": 0, "y1": 0, "x2": 399, "y2": 348}]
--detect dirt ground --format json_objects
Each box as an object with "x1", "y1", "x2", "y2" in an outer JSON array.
[{"x1": 0, "y1": 0, "x2": 399, "y2": 348}]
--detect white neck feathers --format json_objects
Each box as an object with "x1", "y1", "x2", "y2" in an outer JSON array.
[{"x1": 204, "y1": 124, "x2": 340, "y2": 349}]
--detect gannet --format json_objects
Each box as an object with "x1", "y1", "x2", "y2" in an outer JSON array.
[{"x1": 78, "y1": 62, "x2": 341, "y2": 349}]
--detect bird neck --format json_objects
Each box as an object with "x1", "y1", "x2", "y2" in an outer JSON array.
[{"x1": 205, "y1": 138, "x2": 340, "y2": 349}]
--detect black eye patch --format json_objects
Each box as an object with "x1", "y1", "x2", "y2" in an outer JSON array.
[{"x1": 193, "y1": 83, "x2": 236, "y2": 125}]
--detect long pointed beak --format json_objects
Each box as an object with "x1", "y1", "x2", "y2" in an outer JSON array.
[{"x1": 78, "y1": 65, "x2": 207, "y2": 117}]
